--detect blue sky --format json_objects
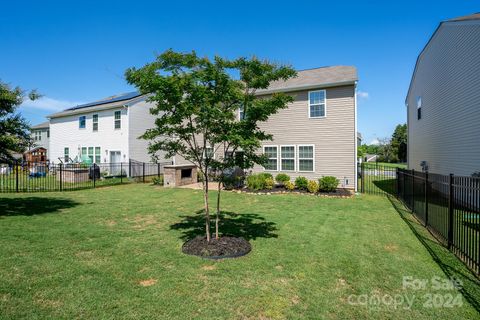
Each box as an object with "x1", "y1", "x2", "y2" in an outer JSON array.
[{"x1": 1, "y1": 1, "x2": 477, "y2": 144}]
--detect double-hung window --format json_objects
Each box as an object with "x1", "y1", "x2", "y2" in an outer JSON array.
[
  {"x1": 309, "y1": 90, "x2": 326, "y2": 118},
  {"x1": 93, "y1": 114, "x2": 98, "y2": 131},
  {"x1": 263, "y1": 146, "x2": 278, "y2": 171},
  {"x1": 239, "y1": 105, "x2": 245, "y2": 120},
  {"x1": 298, "y1": 145, "x2": 314, "y2": 172},
  {"x1": 95, "y1": 147, "x2": 101, "y2": 163},
  {"x1": 204, "y1": 146, "x2": 214, "y2": 160},
  {"x1": 64, "y1": 147, "x2": 69, "y2": 162},
  {"x1": 88, "y1": 147, "x2": 94, "y2": 163},
  {"x1": 79, "y1": 116, "x2": 86, "y2": 129},
  {"x1": 416, "y1": 96, "x2": 422, "y2": 120},
  {"x1": 280, "y1": 146, "x2": 295, "y2": 171},
  {"x1": 114, "y1": 111, "x2": 121, "y2": 129}
]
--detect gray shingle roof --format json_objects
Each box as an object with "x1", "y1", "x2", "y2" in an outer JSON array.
[
  {"x1": 31, "y1": 121, "x2": 49, "y2": 129},
  {"x1": 448, "y1": 13, "x2": 480, "y2": 22},
  {"x1": 257, "y1": 66, "x2": 357, "y2": 94}
]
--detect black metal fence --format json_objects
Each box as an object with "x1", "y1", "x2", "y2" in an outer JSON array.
[
  {"x1": 0, "y1": 160, "x2": 171, "y2": 193},
  {"x1": 397, "y1": 169, "x2": 480, "y2": 275},
  {"x1": 358, "y1": 162, "x2": 398, "y2": 195}
]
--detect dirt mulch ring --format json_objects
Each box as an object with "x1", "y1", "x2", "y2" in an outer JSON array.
[{"x1": 182, "y1": 236, "x2": 251, "y2": 259}]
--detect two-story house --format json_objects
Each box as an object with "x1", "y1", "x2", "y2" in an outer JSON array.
[
  {"x1": 174, "y1": 66, "x2": 358, "y2": 190},
  {"x1": 47, "y1": 92, "x2": 169, "y2": 165},
  {"x1": 29, "y1": 121, "x2": 50, "y2": 158},
  {"x1": 406, "y1": 13, "x2": 480, "y2": 176}
]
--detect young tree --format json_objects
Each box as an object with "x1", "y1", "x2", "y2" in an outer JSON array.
[
  {"x1": 0, "y1": 82, "x2": 40, "y2": 162},
  {"x1": 125, "y1": 50, "x2": 295, "y2": 242}
]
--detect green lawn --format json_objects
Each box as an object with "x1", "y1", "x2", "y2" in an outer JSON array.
[
  {"x1": 1, "y1": 184, "x2": 479, "y2": 319},
  {"x1": 363, "y1": 162, "x2": 407, "y2": 169}
]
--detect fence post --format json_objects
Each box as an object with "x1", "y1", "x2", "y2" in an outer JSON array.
[
  {"x1": 93, "y1": 165, "x2": 96, "y2": 188},
  {"x1": 396, "y1": 168, "x2": 400, "y2": 197},
  {"x1": 143, "y1": 162, "x2": 145, "y2": 183},
  {"x1": 157, "y1": 163, "x2": 160, "y2": 178},
  {"x1": 15, "y1": 161, "x2": 19, "y2": 193},
  {"x1": 59, "y1": 163, "x2": 63, "y2": 191},
  {"x1": 424, "y1": 171, "x2": 429, "y2": 227},
  {"x1": 361, "y1": 163, "x2": 364, "y2": 193},
  {"x1": 448, "y1": 173, "x2": 454, "y2": 249},
  {"x1": 120, "y1": 162, "x2": 123, "y2": 183},
  {"x1": 129, "y1": 159, "x2": 131, "y2": 178},
  {"x1": 411, "y1": 169, "x2": 415, "y2": 213}
]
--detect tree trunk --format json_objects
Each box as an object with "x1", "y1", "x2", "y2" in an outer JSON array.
[
  {"x1": 215, "y1": 180, "x2": 221, "y2": 239},
  {"x1": 202, "y1": 170, "x2": 211, "y2": 242}
]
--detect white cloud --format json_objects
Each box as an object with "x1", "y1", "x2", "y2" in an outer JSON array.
[
  {"x1": 20, "y1": 96, "x2": 83, "y2": 112},
  {"x1": 369, "y1": 138, "x2": 380, "y2": 145},
  {"x1": 357, "y1": 90, "x2": 369, "y2": 99}
]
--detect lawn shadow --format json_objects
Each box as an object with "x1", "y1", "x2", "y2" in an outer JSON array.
[
  {"x1": 170, "y1": 210, "x2": 278, "y2": 241},
  {"x1": 387, "y1": 195, "x2": 480, "y2": 313},
  {"x1": 372, "y1": 178, "x2": 396, "y2": 195},
  {"x1": 0, "y1": 197, "x2": 79, "y2": 217}
]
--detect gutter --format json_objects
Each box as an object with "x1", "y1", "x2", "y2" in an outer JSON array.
[{"x1": 255, "y1": 80, "x2": 358, "y2": 95}]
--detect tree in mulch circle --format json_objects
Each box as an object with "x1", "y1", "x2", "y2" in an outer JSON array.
[{"x1": 126, "y1": 50, "x2": 295, "y2": 256}]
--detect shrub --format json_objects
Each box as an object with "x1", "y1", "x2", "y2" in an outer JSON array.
[
  {"x1": 318, "y1": 176, "x2": 339, "y2": 192},
  {"x1": 307, "y1": 180, "x2": 319, "y2": 193},
  {"x1": 275, "y1": 173, "x2": 290, "y2": 185},
  {"x1": 152, "y1": 176, "x2": 163, "y2": 185},
  {"x1": 295, "y1": 176, "x2": 308, "y2": 190},
  {"x1": 246, "y1": 174, "x2": 265, "y2": 190},
  {"x1": 264, "y1": 177, "x2": 274, "y2": 190},
  {"x1": 222, "y1": 167, "x2": 245, "y2": 190},
  {"x1": 284, "y1": 181, "x2": 295, "y2": 191},
  {"x1": 258, "y1": 172, "x2": 273, "y2": 181}
]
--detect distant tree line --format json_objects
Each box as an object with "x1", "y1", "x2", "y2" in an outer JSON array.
[{"x1": 358, "y1": 124, "x2": 407, "y2": 163}]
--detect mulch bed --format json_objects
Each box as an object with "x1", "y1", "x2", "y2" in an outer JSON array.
[
  {"x1": 231, "y1": 186, "x2": 353, "y2": 198},
  {"x1": 182, "y1": 236, "x2": 252, "y2": 259}
]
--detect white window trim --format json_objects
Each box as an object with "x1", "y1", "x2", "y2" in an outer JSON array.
[
  {"x1": 238, "y1": 106, "x2": 245, "y2": 120},
  {"x1": 263, "y1": 145, "x2": 279, "y2": 171},
  {"x1": 297, "y1": 144, "x2": 315, "y2": 172},
  {"x1": 92, "y1": 114, "x2": 99, "y2": 132},
  {"x1": 203, "y1": 145, "x2": 216, "y2": 160},
  {"x1": 308, "y1": 89, "x2": 327, "y2": 119},
  {"x1": 280, "y1": 145, "x2": 296, "y2": 172},
  {"x1": 114, "y1": 111, "x2": 121, "y2": 130}
]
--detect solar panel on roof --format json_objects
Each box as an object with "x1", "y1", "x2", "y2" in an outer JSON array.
[{"x1": 65, "y1": 91, "x2": 141, "y2": 111}]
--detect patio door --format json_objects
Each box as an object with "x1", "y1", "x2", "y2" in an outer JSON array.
[{"x1": 109, "y1": 151, "x2": 121, "y2": 176}]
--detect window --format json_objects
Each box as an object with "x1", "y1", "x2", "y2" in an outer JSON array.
[
  {"x1": 263, "y1": 146, "x2": 278, "y2": 171},
  {"x1": 34, "y1": 131, "x2": 41, "y2": 141},
  {"x1": 416, "y1": 96, "x2": 422, "y2": 120},
  {"x1": 204, "y1": 146, "x2": 214, "y2": 159},
  {"x1": 81, "y1": 147, "x2": 87, "y2": 160},
  {"x1": 114, "y1": 111, "x2": 121, "y2": 129},
  {"x1": 298, "y1": 145, "x2": 314, "y2": 172},
  {"x1": 280, "y1": 146, "x2": 295, "y2": 171},
  {"x1": 88, "y1": 147, "x2": 94, "y2": 163},
  {"x1": 93, "y1": 114, "x2": 98, "y2": 131},
  {"x1": 47, "y1": 129, "x2": 50, "y2": 138},
  {"x1": 309, "y1": 90, "x2": 326, "y2": 118},
  {"x1": 239, "y1": 106, "x2": 245, "y2": 120},
  {"x1": 95, "y1": 147, "x2": 101, "y2": 163},
  {"x1": 64, "y1": 147, "x2": 69, "y2": 162},
  {"x1": 79, "y1": 116, "x2": 86, "y2": 129}
]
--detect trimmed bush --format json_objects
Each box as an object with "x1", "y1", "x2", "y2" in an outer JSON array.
[
  {"x1": 264, "y1": 177, "x2": 274, "y2": 190},
  {"x1": 319, "y1": 176, "x2": 339, "y2": 192},
  {"x1": 295, "y1": 176, "x2": 308, "y2": 190},
  {"x1": 246, "y1": 173, "x2": 273, "y2": 191},
  {"x1": 275, "y1": 173, "x2": 290, "y2": 185},
  {"x1": 284, "y1": 181, "x2": 295, "y2": 191},
  {"x1": 307, "y1": 180, "x2": 319, "y2": 193},
  {"x1": 258, "y1": 172, "x2": 273, "y2": 181}
]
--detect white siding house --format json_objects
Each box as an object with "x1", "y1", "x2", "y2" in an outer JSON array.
[
  {"x1": 48, "y1": 92, "x2": 170, "y2": 165},
  {"x1": 406, "y1": 13, "x2": 480, "y2": 176},
  {"x1": 30, "y1": 121, "x2": 50, "y2": 158}
]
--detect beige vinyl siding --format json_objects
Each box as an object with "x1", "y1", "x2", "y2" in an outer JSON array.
[
  {"x1": 252, "y1": 85, "x2": 356, "y2": 188},
  {"x1": 407, "y1": 21, "x2": 480, "y2": 176}
]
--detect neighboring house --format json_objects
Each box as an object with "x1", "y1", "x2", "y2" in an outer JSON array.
[
  {"x1": 406, "y1": 13, "x2": 480, "y2": 176},
  {"x1": 174, "y1": 66, "x2": 358, "y2": 190},
  {"x1": 23, "y1": 147, "x2": 48, "y2": 163},
  {"x1": 30, "y1": 121, "x2": 50, "y2": 158},
  {"x1": 364, "y1": 154, "x2": 378, "y2": 163},
  {"x1": 47, "y1": 92, "x2": 170, "y2": 165}
]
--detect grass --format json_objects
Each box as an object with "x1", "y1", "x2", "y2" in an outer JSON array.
[
  {"x1": 0, "y1": 184, "x2": 479, "y2": 319},
  {"x1": 363, "y1": 162, "x2": 407, "y2": 169}
]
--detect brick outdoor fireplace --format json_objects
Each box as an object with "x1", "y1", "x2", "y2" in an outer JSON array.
[{"x1": 163, "y1": 164, "x2": 198, "y2": 187}]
